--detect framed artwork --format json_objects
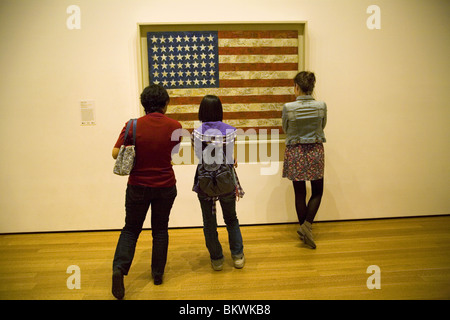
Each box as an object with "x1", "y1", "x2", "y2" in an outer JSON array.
[{"x1": 138, "y1": 22, "x2": 306, "y2": 135}]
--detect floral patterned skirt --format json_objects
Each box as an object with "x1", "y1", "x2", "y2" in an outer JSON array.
[{"x1": 282, "y1": 143, "x2": 324, "y2": 181}]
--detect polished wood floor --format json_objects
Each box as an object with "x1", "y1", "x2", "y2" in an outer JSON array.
[{"x1": 0, "y1": 216, "x2": 449, "y2": 300}]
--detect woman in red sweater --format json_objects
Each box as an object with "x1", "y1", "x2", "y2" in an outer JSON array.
[{"x1": 111, "y1": 84, "x2": 182, "y2": 299}]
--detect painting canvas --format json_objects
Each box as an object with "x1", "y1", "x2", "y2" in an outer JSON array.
[{"x1": 147, "y1": 28, "x2": 300, "y2": 133}]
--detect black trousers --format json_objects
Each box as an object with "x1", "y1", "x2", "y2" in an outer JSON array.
[{"x1": 113, "y1": 184, "x2": 177, "y2": 277}]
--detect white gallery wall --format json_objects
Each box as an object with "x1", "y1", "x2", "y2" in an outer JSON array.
[{"x1": 0, "y1": 0, "x2": 449, "y2": 233}]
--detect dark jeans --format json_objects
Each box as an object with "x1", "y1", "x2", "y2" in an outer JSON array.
[
  {"x1": 113, "y1": 184, "x2": 177, "y2": 277},
  {"x1": 198, "y1": 193, "x2": 244, "y2": 260}
]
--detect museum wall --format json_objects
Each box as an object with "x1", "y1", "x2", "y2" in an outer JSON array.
[{"x1": 0, "y1": 0, "x2": 449, "y2": 233}]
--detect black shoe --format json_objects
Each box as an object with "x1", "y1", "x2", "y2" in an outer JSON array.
[
  {"x1": 112, "y1": 269, "x2": 125, "y2": 300},
  {"x1": 152, "y1": 272, "x2": 163, "y2": 285}
]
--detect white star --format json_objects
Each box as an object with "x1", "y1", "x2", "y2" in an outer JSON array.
[
  {"x1": 160, "y1": 36, "x2": 166, "y2": 43},
  {"x1": 207, "y1": 34, "x2": 214, "y2": 41},
  {"x1": 194, "y1": 78, "x2": 200, "y2": 85},
  {"x1": 208, "y1": 53, "x2": 215, "y2": 59},
  {"x1": 184, "y1": 35, "x2": 190, "y2": 42},
  {"x1": 201, "y1": 78, "x2": 207, "y2": 85},
  {"x1": 192, "y1": 35, "x2": 198, "y2": 42},
  {"x1": 176, "y1": 35, "x2": 182, "y2": 42},
  {"x1": 210, "y1": 78, "x2": 216, "y2": 85},
  {"x1": 208, "y1": 44, "x2": 214, "y2": 51},
  {"x1": 200, "y1": 44, "x2": 206, "y2": 51},
  {"x1": 168, "y1": 35, "x2": 174, "y2": 43},
  {"x1": 151, "y1": 36, "x2": 158, "y2": 43}
]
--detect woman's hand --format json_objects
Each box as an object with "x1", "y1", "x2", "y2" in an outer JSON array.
[{"x1": 112, "y1": 147, "x2": 120, "y2": 159}]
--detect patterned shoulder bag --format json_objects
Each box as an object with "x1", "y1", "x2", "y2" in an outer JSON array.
[{"x1": 113, "y1": 119, "x2": 137, "y2": 176}]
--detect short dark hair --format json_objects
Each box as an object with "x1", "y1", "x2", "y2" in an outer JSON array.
[
  {"x1": 140, "y1": 84, "x2": 170, "y2": 114},
  {"x1": 198, "y1": 95, "x2": 223, "y2": 122},
  {"x1": 294, "y1": 71, "x2": 316, "y2": 95}
]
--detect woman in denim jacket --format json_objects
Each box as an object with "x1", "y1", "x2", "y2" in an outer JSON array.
[{"x1": 282, "y1": 71, "x2": 327, "y2": 249}]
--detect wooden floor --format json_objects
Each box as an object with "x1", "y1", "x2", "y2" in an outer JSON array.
[{"x1": 0, "y1": 216, "x2": 449, "y2": 300}]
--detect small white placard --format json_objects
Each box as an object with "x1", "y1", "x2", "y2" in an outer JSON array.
[{"x1": 80, "y1": 100, "x2": 95, "y2": 125}]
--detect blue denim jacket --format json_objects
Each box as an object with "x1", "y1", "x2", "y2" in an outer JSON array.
[{"x1": 282, "y1": 95, "x2": 327, "y2": 145}]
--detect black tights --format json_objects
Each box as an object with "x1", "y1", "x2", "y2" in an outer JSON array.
[{"x1": 293, "y1": 179, "x2": 324, "y2": 225}]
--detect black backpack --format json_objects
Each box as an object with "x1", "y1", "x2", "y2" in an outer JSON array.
[{"x1": 197, "y1": 147, "x2": 236, "y2": 197}]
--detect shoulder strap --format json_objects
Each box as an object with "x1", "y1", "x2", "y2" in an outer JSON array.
[
  {"x1": 123, "y1": 119, "x2": 133, "y2": 145},
  {"x1": 131, "y1": 119, "x2": 137, "y2": 145},
  {"x1": 123, "y1": 118, "x2": 137, "y2": 146}
]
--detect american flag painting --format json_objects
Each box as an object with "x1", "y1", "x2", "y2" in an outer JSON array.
[{"x1": 147, "y1": 29, "x2": 299, "y2": 133}]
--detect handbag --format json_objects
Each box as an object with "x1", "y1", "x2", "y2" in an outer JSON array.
[{"x1": 113, "y1": 119, "x2": 137, "y2": 176}]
